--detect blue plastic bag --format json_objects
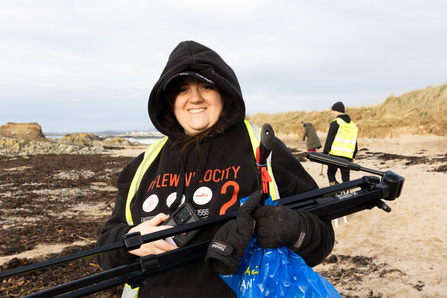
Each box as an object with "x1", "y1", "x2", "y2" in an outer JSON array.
[{"x1": 220, "y1": 197, "x2": 341, "y2": 298}]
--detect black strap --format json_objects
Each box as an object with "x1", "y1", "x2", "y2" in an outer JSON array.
[
  {"x1": 171, "y1": 138, "x2": 214, "y2": 210},
  {"x1": 171, "y1": 156, "x2": 185, "y2": 210}
]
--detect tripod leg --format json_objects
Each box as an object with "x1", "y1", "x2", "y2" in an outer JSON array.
[{"x1": 319, "y1": 164, "x2": 325, "y2": 177}]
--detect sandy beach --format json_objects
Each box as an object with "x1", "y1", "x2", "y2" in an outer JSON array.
[
  {"x1": 292, "y1": 134, "x2": 447, "y2": 297},
  {"x1": 1, "y1": 134, "x2": 446, "y2": 297},
  {"x1": 105, "y1": 133, "x2": 447, "y2": 297}
]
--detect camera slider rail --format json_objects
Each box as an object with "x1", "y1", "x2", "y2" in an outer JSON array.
[{"x1": 0, "y1": 153, "x2": 405, "y2": 298}]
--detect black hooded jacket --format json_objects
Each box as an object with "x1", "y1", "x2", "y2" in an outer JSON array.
[
  {"x1": 95, "y1": 41, "x2": 334, "y2": 298},
  {"x1": 149, "y1": 40, "x2": 245, "y2": 139}
]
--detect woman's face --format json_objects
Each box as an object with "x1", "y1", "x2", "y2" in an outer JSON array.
[{"x1": 174, "y1": 76, "x2": 223, "y2": 135}]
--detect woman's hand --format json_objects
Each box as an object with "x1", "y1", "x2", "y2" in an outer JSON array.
[{"x1": 128, "y1": 213, "x2": 178, "y2": 256}]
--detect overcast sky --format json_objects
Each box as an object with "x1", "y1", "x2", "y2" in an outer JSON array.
[{"x1": 1, "y1": 0, "x2": 446, "y2": 133}]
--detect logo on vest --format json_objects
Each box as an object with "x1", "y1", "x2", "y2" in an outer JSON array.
[
  {"x1": 142, "y1": 194, "x2": 159, "y2": 213},
  {"x1": 193, "y1": 186, "x2": 213, "y2": 205},
  {"x1": 166, "y1": 192, "x2": 185, "y2": 208}
]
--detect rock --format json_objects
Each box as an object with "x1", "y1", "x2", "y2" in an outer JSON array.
[
  {"x1": 0, "y1": 136, "x2": 141, "y2": 156},
  {"x1": 58, "y1": 133, "x2": 105, "y2": 146},
  {"x1": 0, "y1": 122, "x2": 49, "y2": 142},
  {"x1": 0, "y1": 123, "x2": 144, "y2": 156},
  {"x1": 91, "y1": 146, "x2": 105, "y2": 154},
  {"x1": 79, "y1": 147, "x2": 90, "y2": 154},
  {"x1": 103, "y1": 137, "x2": 133, "y2": 147},
  {"x1": 63, "y1": 145, "x2": 76, "y2": 154}
]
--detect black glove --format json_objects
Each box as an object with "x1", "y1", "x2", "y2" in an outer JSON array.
[
  {"x1": 205, "y1": 190, "x2": 262, "y2": 275},
  {"x1": 252, "y1": 204, "x2": 308, "y2": 252}
]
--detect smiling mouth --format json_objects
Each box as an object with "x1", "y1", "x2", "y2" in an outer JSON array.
[{"x1": 188, "y1": 108, "x2": 206, "y2": 114}]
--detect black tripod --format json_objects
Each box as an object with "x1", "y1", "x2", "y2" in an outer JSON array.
[{"x1": 0, "y1": 152, "x2": 404, "y2": 298}]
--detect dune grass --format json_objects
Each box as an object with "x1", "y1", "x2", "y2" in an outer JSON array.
[{"x1": 247, "y1": 84, "x2": 447, "y2": 138}]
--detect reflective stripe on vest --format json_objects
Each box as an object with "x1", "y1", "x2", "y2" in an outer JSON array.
[
  {"x1": 121, "y1": 284, "x2": 139, "y2": 298},
  {"x1": 125, "y1": 137, "x2": 168, "y2": 226},
  {"x1": 329, "y1": 118, "x2": 358, "y2": 159},
  {"x1": 123, "y1": 137, "x2": 168, "y2": 298}
]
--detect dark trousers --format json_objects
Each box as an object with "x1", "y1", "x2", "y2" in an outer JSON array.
[{"x1": 327, "y1": 155, "x2": 352, "y2": 183}]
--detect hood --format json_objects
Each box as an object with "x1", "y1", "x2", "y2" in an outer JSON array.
[
  {"x1": 303, "y1": 122, "x2": 314, "y2": 128},
  {"x1": 337, "y1": 114, "x2": 352, "y2": 123},
  {"x1": 148, "y1": 41, "x2": 246, "y2": 138}
]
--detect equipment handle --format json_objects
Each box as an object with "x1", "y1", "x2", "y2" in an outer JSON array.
[
  {"x1": 256, "y1": 123, "x2": 275, "y2": 203},
  {"x1": 306, "y1": 152, "x2": 384, "y2": 176},
  {"x1": 258, "y1": 123, "x2": 275, "y2": 163}
]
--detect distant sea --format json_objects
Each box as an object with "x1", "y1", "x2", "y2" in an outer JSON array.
[
  {"x1": 45, "y1": 135, "x2": 158, "y2": 145},
  {"x1": 123, "y1": 137, "x2": 158, "y2": 145}
]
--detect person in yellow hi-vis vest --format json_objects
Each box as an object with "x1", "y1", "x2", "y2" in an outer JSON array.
[
  {"x1": 95, "y1": 40, "x2": 335, "y2": 298},
  {"x1": 323, "y1": 101, "x2": 358, "y2": 186}
]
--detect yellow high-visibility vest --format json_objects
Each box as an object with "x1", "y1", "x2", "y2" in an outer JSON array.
[
  {"x1": 122, "y1": 120, "x2": 279, "y2": 297},
  {"x1": 329, "y1": 118, "x2": 358, "y2": 159}
]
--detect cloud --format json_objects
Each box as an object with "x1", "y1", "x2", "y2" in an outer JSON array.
[{"x1": 1, "y1": 0, "x2": 446, "y2": 132}]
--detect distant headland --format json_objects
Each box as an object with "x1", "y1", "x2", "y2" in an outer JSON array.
[{"x1": 44, "y1": 130, "x2": 165, "y2": 139}]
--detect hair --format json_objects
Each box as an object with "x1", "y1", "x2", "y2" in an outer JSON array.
[{"x1": 161, "y1": 76, "x2": 233, "y2": 165}]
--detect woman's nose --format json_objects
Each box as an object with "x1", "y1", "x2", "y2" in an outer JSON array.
[{"x1": 189, "y1": 88, "x2": 204, "y2": 103}]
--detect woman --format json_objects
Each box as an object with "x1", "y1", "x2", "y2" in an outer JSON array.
[{"x1": 95, "y1": 40, "x2": 334, "y2": 297}]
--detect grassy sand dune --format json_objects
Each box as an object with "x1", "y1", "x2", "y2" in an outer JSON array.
[{"x1": 247, "y1": 84, "x2": 447, "y2": 138}]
